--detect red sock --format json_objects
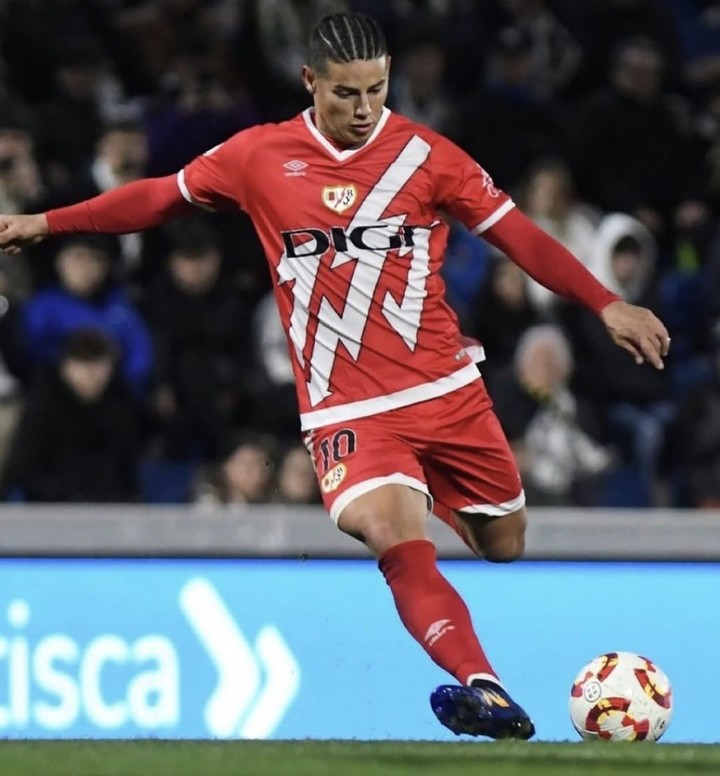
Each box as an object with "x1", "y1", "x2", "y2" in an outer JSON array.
[{"x1": 379, "y1": 539, "x2": 497, "y2": 685}]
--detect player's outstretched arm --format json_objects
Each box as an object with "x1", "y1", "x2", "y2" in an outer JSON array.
[
  {"x1": 484, "y1": 208, "x2": 670, "y2": 369},
  {"x1": 0, "y1": 175, "x2": 193, "y2": 256}
]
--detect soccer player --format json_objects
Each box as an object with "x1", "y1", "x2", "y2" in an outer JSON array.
[{"x1": 0, "y1": 12, "x2": 670, "y2": 739}]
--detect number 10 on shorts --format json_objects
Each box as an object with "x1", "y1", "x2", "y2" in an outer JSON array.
[{"x1": 319, "y1": 429, "x2": 357, "y2": 473}]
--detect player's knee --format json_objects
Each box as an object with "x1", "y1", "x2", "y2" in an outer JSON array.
[
  {"x1": 337, "y1": 485, "x2": 428, "y2": 556},
  {"x1": 484, "y1": 533, "x2": 525, "y2": 563},
  {"x1": 341, "y1": 512, "x2": 420, "y2": 555}
]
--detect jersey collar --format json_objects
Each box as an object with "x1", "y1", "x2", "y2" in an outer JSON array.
[{"x1": 302, "y1": 107, "x2": 391, "y2": 162}]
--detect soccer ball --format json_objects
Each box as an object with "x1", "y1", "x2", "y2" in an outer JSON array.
[{"x1": 569, "y1": 651, "x2": 673, "y2": 741}]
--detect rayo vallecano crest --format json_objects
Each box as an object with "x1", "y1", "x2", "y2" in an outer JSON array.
[{"x1": 322, "y1": 184, "x2": 357, "y2": 213}]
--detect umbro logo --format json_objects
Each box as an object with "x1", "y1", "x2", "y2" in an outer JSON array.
[
  {"x1": 424, "y1": 619, "x2": 455, "y2": 646},
  {"x1": 284, "y1": 160, "x2": 308, "y2": 177}
]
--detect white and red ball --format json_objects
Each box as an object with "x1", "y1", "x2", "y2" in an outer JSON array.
[{"x1": 569, "y1": 651, "x2": 673, "y2": 741}]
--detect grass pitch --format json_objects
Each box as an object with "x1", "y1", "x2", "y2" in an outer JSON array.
[{"x1": 0, "y1": 739, "x2": 718, "y2": 776}]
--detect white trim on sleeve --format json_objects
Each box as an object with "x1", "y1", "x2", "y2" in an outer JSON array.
[
  {"x1": 176, "y1": 170, "x2": 215, "y2": 212},
  {"x1": 471, "y1": 200, "x2": 515, "y2": 235}
]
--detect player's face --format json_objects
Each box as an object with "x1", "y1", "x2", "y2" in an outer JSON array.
[{"x1": 303, "y1": 57, "x2": 390, "y2": 147}]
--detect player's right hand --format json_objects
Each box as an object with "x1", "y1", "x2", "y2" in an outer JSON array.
[{"x1": 0, "y1": 213, "x2": 50, "y2": 255}]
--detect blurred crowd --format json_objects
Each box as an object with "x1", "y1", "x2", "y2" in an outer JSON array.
[{"x1": 1, "y1": 0, "x2": 720, "y2": 509}]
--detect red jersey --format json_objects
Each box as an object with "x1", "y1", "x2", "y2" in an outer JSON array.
[{"x1": 179, "y1": 108, "x2": 514, "y2": 430}]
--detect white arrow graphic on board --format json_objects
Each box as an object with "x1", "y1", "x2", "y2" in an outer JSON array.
[
  {"x1": 240, "y1": 625, "x2": 301, "y2": 739},
  {"x1": 178, "y1": 577, "x2": 300, "y2": 738}
]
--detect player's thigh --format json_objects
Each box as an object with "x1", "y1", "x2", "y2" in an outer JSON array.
[
  {"x1": 305, "y1": 421, "x2": 430, "y2": 556},
  {"x1": 339, "y1": 483, "x2": 430, "y2": 556},
  {"x1": 424, "y1": 393, "x2": 527, "y2": 561}
]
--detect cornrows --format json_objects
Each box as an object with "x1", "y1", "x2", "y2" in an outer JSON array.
[{"x1": 308, "y1": 12, "x2": 387, "y2": 71}]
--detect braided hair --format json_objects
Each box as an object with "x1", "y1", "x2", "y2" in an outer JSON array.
[{"x1": 308, "y1": 12, "x2": 388, "y2": 73}]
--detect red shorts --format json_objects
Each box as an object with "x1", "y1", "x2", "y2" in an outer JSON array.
[{"x1": 304, "y1": 380, "x2": 525, "y2": 524}]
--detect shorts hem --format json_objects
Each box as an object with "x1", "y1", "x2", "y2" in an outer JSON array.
[
  {"x1": 329, "y1": 473, "x2": 432, "y2": 524},
  {"x1": 456, "y1": 489, "x2": 526, "y2": 517}
]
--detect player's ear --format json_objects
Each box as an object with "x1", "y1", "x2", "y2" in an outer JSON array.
[{"x1": 301, "y1": 65, "x2": 316, "y2": 95}]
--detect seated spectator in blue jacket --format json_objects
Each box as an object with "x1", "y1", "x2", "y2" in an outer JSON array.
[
  {"x1": 1, "y1": 328, "x2": 140, "y2": 502},
  {"x1": 22, "y1": 234, "x2": 153, "y2": 396}
]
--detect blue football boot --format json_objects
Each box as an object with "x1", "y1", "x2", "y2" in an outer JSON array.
[{"x1": 430, "y1": 678, "x2": 535, "y2": 739}]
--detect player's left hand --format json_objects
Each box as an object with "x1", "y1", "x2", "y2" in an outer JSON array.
[{"x1": 600, "y1": 300, "x2": 670, "y2": 370}]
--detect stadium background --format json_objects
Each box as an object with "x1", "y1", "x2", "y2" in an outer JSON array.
[{"x1": 1, "y1": 0, "x2": 720, "y2": 746}]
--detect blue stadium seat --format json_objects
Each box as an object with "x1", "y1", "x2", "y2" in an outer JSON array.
[
  {"x1": 597, "y1": 465, "x2": 649, "y2": 508},
  {"x1": 138, "y1": 459, "x2": 198, "y2": 504}
]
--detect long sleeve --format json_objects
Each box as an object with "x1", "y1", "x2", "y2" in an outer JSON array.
[
  {"x1": 484, "y1": 208, "x2": 620, "y2": 316},
  {"x1": 46, "y1": 175, "x2": 193, "y2": 235}
]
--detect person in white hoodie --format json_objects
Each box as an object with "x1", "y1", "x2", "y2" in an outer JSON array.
[{"x1": 560, "y1": 213, "x2": 674, "y2": 506}]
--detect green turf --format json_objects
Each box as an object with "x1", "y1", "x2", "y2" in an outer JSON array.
[{"x1": 0, "y1": 740, "x2": 718, "y2": 776}]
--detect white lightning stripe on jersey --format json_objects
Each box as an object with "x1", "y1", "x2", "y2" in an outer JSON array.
[
  {"x1": 276, "y1": 243, "x2": 322, "y2": 369},
  {"x1": 381, "y1": 223, "x2": 432, "y2": 350},
  {"x1": 307, "y1": 135, "x2": 432, "y2": 406}
]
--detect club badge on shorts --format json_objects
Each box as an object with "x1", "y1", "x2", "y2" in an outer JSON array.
[
  {"x1": 322, "y1": 184, "x2": 357, "y2": 213},
  {"x1": 321, "y1": 463, "x2": 347, "y2": 493}
]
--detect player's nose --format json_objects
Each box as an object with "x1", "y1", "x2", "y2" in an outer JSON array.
[{"x1": 355, "y1": 96, "x2": 371, "y2": 117}]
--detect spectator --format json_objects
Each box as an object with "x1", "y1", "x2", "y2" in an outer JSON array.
[
  {"x1": 520, "y1": 157, "x2": 599, "y2": 313},
  {"x1": 677, "y1": 0, "x2": 720, "y2": 95},
  {"x1": 193, "y1": 435, "x2": 275, "y2": 507},
  {"x1": 0, "y1": 122, "x2": 46, "y2": 220},
  {"x1": 499, "y1": 0, "x2": 583, "y2": 100},
  {"x1": 561, "y1": 214, "x2": 674, "y2": 506},
  {"x1": 569, "y1": 0, "x2": 683, "y2": 94},
  {"x1": 677, "y1": 339, "x2": 720, "y2": 507},
  {"x1": 441, "y1": 219, "x2": 493, "y2": 329},
  {"x1": 273, "y1": 444, "x2": 321, "y2": 504},
  {"x1": 22, "y1": 234, "x2": 153, "y2": 396},
  {"x1": 0, "y1": 122, "x2": 43, "y2": 296},
  {"x1": 492, "y1": 324, "x2": 613, "y2": 506},
  {"x1": 458, "y1": 26, "x2": 568, "y2": 191},
  {"x1": 698, "y1": 86, "x2": 720, "y2": 212},
  {"x1": 0, "y1": 257, "x2": 24, "y2": 471},
  {"x1": 1, "y1": 328, "x2": 140, "y2": 502},
  {"x1": 573, "y1": 36, "x2": 710, "y2": 254},
  {"x1": 143, "y1": 39, "x2": 262, "y2": 176},
  {"x1": 251, "y1": 291, "x2": 301, "y2": 442},
  {"x1": 232, "y1": 0, "x2": 349, "y2": 121},
  {"x1": 389, "y1": 32, "x2": 459, "y2": 137},
  {"x1": 145, "y1": 219, "x2": 255, "y2": 460},
  {"x1": 34, "y1": 36, "x2": 129, "y2": 184},
  {"x1": 0, "y1": 0, "x2": 148, "y2": 106},
  {"x1": 468, "y1": 252, "x2": 545, "y2": 392},
  {"x1": 116, "y1": 0, "x2": 238, "y2": 90},
  {"x1": 47, "y1": 120, "x2": 153, "y2": 288}
]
